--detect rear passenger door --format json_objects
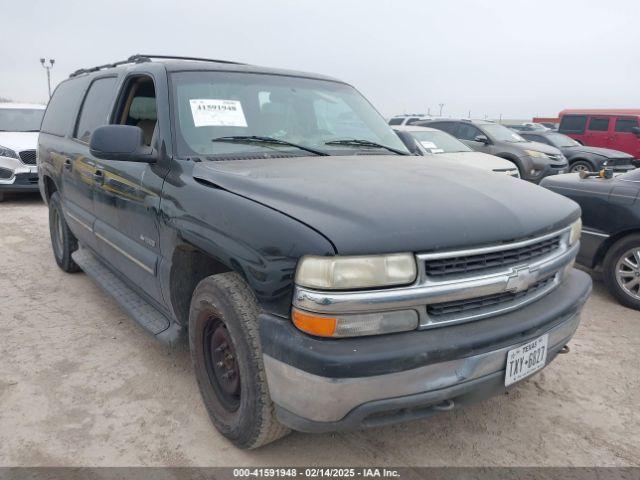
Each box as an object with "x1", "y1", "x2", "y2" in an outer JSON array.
[
  {"x1": 584, "y1": 116, "x2": 611, "y2": 149},
  {"x1": 91, "y1": 73, "x2": 166, "y2": 306},
  {"x1": 65, "y1": 76, "x2": 118, "y2": 250}
]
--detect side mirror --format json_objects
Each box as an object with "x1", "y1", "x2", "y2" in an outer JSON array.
[
  {"x1": 89, "y1": 125, "x2": 156, "y2": 163},
  {"x1": 474, "y1": 134, "x2": 489, "y2": 144},
  {"x1": 631, "y1": 126, "x2": 640, "y2": 136}
]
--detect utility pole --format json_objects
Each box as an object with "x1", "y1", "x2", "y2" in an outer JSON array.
[
  {"x1": 40, "y1": 58, "x2": 55, "y2": 99},
  {"x1": 427, "y1": 107, "x2": 431, "y2": 116},
  {"x1": 438, "y1": 103, "x2": 444, "y2": 117}
]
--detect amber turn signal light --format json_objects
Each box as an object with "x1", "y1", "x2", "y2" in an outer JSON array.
[{"x1": 292, "y1": 309, "x2": 337, "y2": 337}]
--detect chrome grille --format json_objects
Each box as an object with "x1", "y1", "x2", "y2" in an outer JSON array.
[
  {"x1": 19, "y1": 150, "x2": 37, "y2": 165},
  {"x1": 424, "y1": 236, "x2": 560, "y2": 277},
  {"x1": 427, "y1": 275, "x2": 556, "y2": 318}
]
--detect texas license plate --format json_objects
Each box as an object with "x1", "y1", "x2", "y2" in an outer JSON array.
[{"x1": 505, "y1": 334, "x2": 548, "y2": 386}]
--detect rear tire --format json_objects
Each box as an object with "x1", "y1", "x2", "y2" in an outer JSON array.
[
  {"x1": 603, "y1": 234, "x2": 640, "y2": 310},
  {"x1": 569, "y1": 160, "x2": 595, "y2": 173},
  {"x1": 189, "y1": 272, "x2": 290, "y2": 449},
  {"x1": 48, "y1": 191, "x2": 80, "y2": 273}
]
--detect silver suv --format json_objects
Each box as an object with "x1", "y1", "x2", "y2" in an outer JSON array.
[{"x1": 418, "y1": 119, "x2": 568, "y2": 183}]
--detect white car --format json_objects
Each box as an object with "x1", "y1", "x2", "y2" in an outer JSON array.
[
  {"x1": 0, "y1": 102, "x2": 46, "y2": 201},
  {"x1": 394, "y1": 125, "x2": 520, "y2": 178}
]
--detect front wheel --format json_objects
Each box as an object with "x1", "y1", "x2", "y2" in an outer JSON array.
[
  {"x1": 48, "y1": 191, "x2": 80, "y2": 273},
  {"x1": 603, "y1": 234, "x2": 640, "y2": 310},
  {"x1": 569, "y1": 160, "x2": 595, "y2": 173},
  {"x1": 189, "y1": 272, "x2": 290, "y2": 449}
]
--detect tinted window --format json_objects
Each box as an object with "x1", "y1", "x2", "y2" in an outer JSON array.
[
  {"x1": 40, "y1": 79, "x2": 86, "y2": 136},
  {"x1": 524, "y1": 134, "x2": 548, "y2": 144},
  {"x1": 427, "y1": 122, "x2": 457, "y2": 135},
  {"x1": 74, "y1": 77, "x2": 118, "y2": 143},
  {"x1": 615, "y1": 117, "x2": 639, "y2": 133},
  {"x1": 457, "y1": 124, "x2": 483, "y2": 141},
  {"x1": 559, "y1": 115, "x2": 587, "y2": 133},
  {"x1": 588, "y1": 117, "x2": 609, "y2": 131},
  {"x1": 388, "y1": 118, "x2": 404, "y2": 125}
]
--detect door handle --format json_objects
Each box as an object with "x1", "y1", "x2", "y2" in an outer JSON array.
[
  {"x1": 63, "y1": 159, "x2": 72, "y2": 171},
  {"x1": 93, "y1": 170, "x2": 105, "y2": 185}
]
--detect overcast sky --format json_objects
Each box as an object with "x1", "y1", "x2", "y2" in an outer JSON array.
[{"x1": 2, "y1": 0, "x2": 638, "y2": 119}]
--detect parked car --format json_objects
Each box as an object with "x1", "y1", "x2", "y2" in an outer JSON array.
[
  {"x1": 417, "y1": 119, "x2": 568, "y2": 182},
  {"x1": 39, "y1": 54, "x2": 591, "y2": 449},
  {"x1": 558, "y1": 109, "x2": 640, "y2": 160},
  {"x1": 506, "y1": 122, "x2": 549, "y2": 132},
  {"x1": 519, "y1": 130, "x2": 635, "y2": 173},
  {"x1": 388, "y1": 114, "x2": 432, "y2": 126},
  {"x1": 394, "y1": 125, "x2": 520, "y2": 177},
  {"x1": 0, "y1": 102, "x2": 46, "y2": 201},
  {"x1": 541, "y1": 168, "x2": 640, "y2": 310}
]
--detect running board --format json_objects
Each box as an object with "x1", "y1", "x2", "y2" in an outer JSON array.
[{"x1": 72, "y1": 248, "x2": 184, "y2": 346}]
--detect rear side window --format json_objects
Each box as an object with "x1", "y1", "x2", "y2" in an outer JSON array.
[
  {"x1": 428, "y1": 122, "x2": 457, "y2": 135},
  {"x1": 559, "y1": 115, "x2": 587, "y2": 133},
  {"x1": 74, "y1": 77, "x2": 118, "y2": 143},
  {"x1": 588, "y1": 117, "x2": 609, "y2": 131},
  {"x1": 615, "y1": 117, "x2": 639, "y2": 132},
  {"x1": 388, "y1": 118, "x2": 403, "y2": 125},
  {"x1": 40, "y1": 79, "x2": 86, "y2": 136}
]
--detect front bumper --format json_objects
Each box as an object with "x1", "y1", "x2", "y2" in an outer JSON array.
[
  {"x1": 261, "y1": 269, "x2": 592, "y2": 432},
  {"x1": 523, "y1": 159, "x2": 568, "y2": 183},
  {"x1": 0, "y1": 155, "x2": 39, "y2": 192}
]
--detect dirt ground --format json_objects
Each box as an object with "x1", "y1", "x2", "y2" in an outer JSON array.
[{"x1": 0, "y1": 193, "x2": 638, "y2": 467}]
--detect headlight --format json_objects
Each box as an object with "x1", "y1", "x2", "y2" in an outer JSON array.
[
  {"x1": 524, "y1": 149, "x2": 549, "y2": 158},
  {"x1": 0, "y1": 145, "x2": 18, "y2": 159},
  {"x1": 569, "y1": 218, "x2": 582, "y2": 246},
  {"x1": 295, "y1": 253, "x2": 417, "y2": 290}
]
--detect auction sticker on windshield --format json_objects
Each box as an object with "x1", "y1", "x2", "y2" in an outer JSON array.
[
  {"x1": 190, "y1": 99, "x2": 248, "y2": 127},
  {"x1": 505, "y1": 334, "x2": 548, "y2": 386}
]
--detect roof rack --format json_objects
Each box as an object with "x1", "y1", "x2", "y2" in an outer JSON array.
[{"x1": 69, "y1": 54, "x2": 246, "y2": 78}]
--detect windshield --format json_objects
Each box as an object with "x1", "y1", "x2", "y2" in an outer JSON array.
[
  {"x1": 171, "y1": 71, "x2": 408, "y2": 158},
  {"x1": 545, "y1": 133, "x2": 580, "y2": 148},
  {"x1": 482, "y1": 124, "x2": 527, "y2": 143},
  {"x1": 409, "y1": 130, "x2": 471, "y2": 153},
  {"x1": 0, "y1": 108, "x2": 44, "y2": 132}
]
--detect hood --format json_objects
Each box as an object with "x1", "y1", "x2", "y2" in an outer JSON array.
[
  {"x1": 0, "y1": 132, "x2": 39, "y2": 152},
  {"x1": 522, "y1": 141, "x2": 564, "y2": 157},
  {"x1": 193, "y1": 156, "x2": 579, "y2": 255},
  {"x1": 433, "y1": 151, "x2": 517, "y2": 171},
  {"x1": 563, "y1": 145, "x2": 633, "y2": 159}
]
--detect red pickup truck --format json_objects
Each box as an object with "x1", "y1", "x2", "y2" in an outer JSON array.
[{"x1": 558, "y1": 109, "x2": 640, "y2": 160}]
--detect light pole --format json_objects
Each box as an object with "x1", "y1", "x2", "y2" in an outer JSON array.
[
  {"x1": 438, "y1": 103, "x2": 444, "y2": 117},
  {"x1": 40, "y1": 58, "x2": 55, "y2": 99}
]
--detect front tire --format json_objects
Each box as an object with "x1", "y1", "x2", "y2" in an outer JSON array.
[
  {"x1": 189, "y1": 272, "x2": 290, "y2": 449},
  {"x1": 569, "y1": 160, "x2": 595, "y2": 173},
  {"x1": 603, "y1": 234, "x2": 640, "y2": 310},
  {"x1": 48, "y1": 191, "x2": 80, "y2": 273}
]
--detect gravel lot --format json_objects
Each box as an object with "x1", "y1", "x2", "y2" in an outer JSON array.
[{"x1": 0, "y1": 193, "x2": 639, "y2": 467}]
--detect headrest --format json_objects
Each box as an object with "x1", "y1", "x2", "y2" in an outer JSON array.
[{"x1": 129, "y1": 96, "x2": 157, "y2": 121}]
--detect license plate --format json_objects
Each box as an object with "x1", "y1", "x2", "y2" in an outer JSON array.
[{"x1": 505, "y1": 334, "x2": 548, "y2": 386}]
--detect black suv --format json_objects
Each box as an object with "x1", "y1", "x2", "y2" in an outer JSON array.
[
  {"x1": 38, "y1": 55, "x2": 591, "y2": 448},
  {"x1": 418, "y1": 119, "x2": 569, "y2": 182}
]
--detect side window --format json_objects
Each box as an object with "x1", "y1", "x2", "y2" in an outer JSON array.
[
  {"x1": 113, "y1": 76, "x2": 158, "y2": 146},
  {"x1": 388, "y1": 118, "x2": 403, "y2": 125},
  {"x1": 456, "y1": 124, "x2": 483, "y2": 141},
  {"x1": 74, "y1": 77, "x2": 118, "y2": 143},
  {"x1": 559, "y1": 115, "x2": 587, "y2": 133},
  {"x1": 428, "y1": 122, "x2": 456, "y2": 135},
  {"x1": 615, "y1": 117, "x2": 639, "y2": 133},
  {"x1": 531, "y1": 135, "x2": 549, "y2": 145},
  {"x1": 588, "y1": 117, "x2": 609, "y2": 131},
  {"x1": 40, "y1": 79, "x2": 86, "y2": 137},
  {"x1": 406, "y1": 117, "x2": 421, "y2": 125}
]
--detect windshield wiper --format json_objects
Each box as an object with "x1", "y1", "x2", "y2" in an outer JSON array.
[
  {"x1": 211, "y1": 136, "x2": 329, "y2": 156},
  {"x1": 325, "y1": 138, "x2": 409, "y2": 155}
]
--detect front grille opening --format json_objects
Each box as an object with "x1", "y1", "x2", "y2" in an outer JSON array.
[
  {"x1": 427, "y1": 275, "x2": 556, "y2": 318},
  {"x1": 0, "y1": 167, "x2": 12, "y2": 179},
  {"x1": 424, "y1": 236, "x2": 560, "y2": 277},
  {"x1": 19, "y1": 150, "x2": 37, "y2": 165}
]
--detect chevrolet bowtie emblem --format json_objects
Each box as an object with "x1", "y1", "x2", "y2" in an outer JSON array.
[{"x1": 505, "y1": 266, "x2": 537, "y2": 293}]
